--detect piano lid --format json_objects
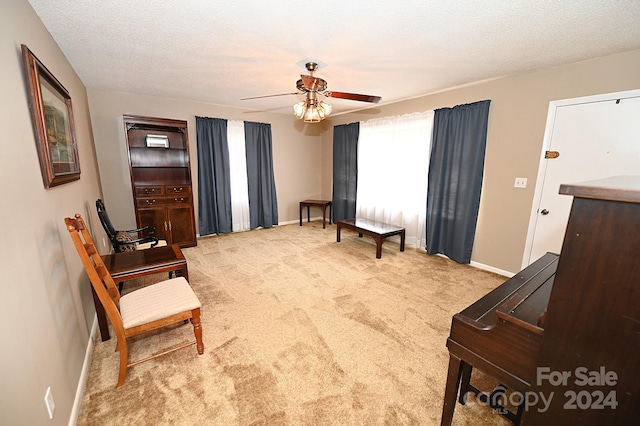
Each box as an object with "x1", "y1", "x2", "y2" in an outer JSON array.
[
  {"x1": 457, "y1": 252, "x2": 559, "y2": 328},
  {"x1": 560, "y1": 175, "x2": 640, "y2": 204}
]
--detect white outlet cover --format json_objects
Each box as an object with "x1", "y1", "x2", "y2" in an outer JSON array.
[{"x1": 514, "y1": 177, "x2": 528, "y2": 188}]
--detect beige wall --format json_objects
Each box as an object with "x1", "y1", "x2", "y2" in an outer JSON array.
[
  {"x1": 90, "y1": 49, "x2": 640, "y2": 275},
  {"x1": 0, "y1": 1, "x2": 106, "y2": 424},
  {"x1": 324, "y1": 49, "x2": 640, "y2": 273},
  {"x1": 87, "y1": 89, "x2": 329, "y2": 231}
]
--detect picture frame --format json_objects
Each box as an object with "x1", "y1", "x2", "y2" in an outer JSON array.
[
  {"x1": 145, "y1": 134, "x2": 170, "y2": 148},
  {"x1": 21, "y1": 44, "x2": 80, "y2": 188}
]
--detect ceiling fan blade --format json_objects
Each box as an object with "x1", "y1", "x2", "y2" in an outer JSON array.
[
  {"x1": 241, "y1": 92, "x2": 300, "y2": 100},
  {"x1": 326, "y1": 91, "x2": 381, "y2": 103}
]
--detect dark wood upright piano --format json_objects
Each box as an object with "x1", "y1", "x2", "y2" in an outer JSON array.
[
  {"x1": 441, "y1": 252, "x2": 558, "y2": 425},
  {"x1": 441, "y1": 176, "x2": 640, "y2": 425}
]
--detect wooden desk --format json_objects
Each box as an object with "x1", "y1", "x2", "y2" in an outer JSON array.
[
  {"x1": 95, "y1": 244, "x2": 189, "y2": 341},
  {"x1": 299, "y1": 199, "x2": 332, "y2": 229},
  {"x1": 336, "y1": 218, "x2": 405, "y2": 259}
]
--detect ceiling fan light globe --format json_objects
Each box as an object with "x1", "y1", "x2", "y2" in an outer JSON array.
[
  {"x1": 293, "y1": 101, "x2": 306, "y2": 119},
  {"x1": 319, "y1": 101, "x2": 332, "y2": 116},
  {"x1": 303, "y1": 106, "x2": 322, "y2": 123}
]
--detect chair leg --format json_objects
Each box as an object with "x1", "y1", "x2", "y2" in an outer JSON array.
[
  {"x1": 191, "y1": 308, "x2": 204, "y2": 355},
  {"x1": 116, "y1": 341, "x2": 129, "y2": 387}
]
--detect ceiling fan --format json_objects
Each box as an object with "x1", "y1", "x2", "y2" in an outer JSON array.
[{"x1": 241, "y1": 62, "x2": 381, "y2": 122}]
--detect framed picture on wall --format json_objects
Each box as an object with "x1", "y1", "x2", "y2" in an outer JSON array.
[{"x1": 21, "y1": 44, "x2": 80, "y2": 188}]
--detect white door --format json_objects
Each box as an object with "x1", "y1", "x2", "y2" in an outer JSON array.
[{"x1": 524, "y1": 91, "x2": 640, "y2": 266}]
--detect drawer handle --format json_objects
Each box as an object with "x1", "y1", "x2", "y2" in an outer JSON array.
[
  {"x1": 144, "y1": 188, "x2": 156, "y2": 194},
  {"x1": 145, "y1": 199, "x2": 156, "y2": 205},
  {"x1": 174, "y1": 198, "x2": 185, "y2": 202},
  {"x1": 173, "y1": 187, "x2": 184, "y2": 192}
]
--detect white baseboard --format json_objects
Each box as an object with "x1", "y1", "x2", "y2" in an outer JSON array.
[
  {"x1": 470, "y1": 260, "x2": 514, "y2": 277},
  {"x1": 68, "y1": 315, "x2": 97, "y2": 426},
  {"x1": 427, "y1": 253, "x2": 515, "y2": 277},
  {"x1": 285, "y1": 216, "x2": 329, "y2": 226}
]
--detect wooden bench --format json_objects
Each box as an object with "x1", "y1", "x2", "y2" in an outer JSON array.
[{"x1": 336, "y1": 218, "x2": 405, "y2": 259}]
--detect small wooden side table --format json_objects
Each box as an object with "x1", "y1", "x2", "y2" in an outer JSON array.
[{"x1": 299, "y1": 199, "x2": 332, "y2": 229}]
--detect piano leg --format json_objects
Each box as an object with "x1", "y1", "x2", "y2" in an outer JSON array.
[
  {"x1": 458, "y1": 362, "x2": 473, "y2": 404},
  {"x1": 456, "y1": 364, "x2": 525, "y2": 425},
  {"x1": 441, "y1": 354, "x2": 464, "y2": 426}
]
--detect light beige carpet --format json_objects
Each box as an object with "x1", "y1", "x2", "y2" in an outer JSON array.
[{"x1": 77, "y1": 221, "x2": 512, "y2": 425}]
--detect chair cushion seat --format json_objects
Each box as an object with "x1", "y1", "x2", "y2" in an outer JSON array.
[
  {"x1": 115, "y1": 231, "x2": 137, "y2": 251},
  {"x1": 120, "y1": 277, "x2": 201, "y2": 329}
]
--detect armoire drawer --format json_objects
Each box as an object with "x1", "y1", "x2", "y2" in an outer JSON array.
[
  {"x1": 135, "y1": 186, "x2": 164, "y2": 196},
  {"x1": 166, "y1": 185, "x2": 191, "y2": 195},
  {"x1": 136, "y1": 196, "x2": 192, "y2": 208}
]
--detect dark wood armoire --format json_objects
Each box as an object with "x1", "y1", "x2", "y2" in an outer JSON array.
[{"x1": 123, "y1": 115, "x2": 197, "y2": 248}]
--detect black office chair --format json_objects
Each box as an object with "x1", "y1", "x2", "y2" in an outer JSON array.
[{"x1": 96, "y1": 199, "x2": 162, "y2": 252}]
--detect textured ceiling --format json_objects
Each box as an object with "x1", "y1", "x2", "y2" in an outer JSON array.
[{"x1": 28, "y1": 0, "x2": 640, "y2": 117}]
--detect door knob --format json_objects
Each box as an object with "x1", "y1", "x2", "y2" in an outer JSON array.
[{"x1": 540, "y1": 209, "x2": 549, "y2": 215}]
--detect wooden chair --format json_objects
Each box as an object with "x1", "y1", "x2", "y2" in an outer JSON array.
[
  {"x1": 65, "y1": 213, "x2": 204, "y2": 387},
  {"x1": 96, "y1": 199, "x2": 166, "y2": 252}
]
